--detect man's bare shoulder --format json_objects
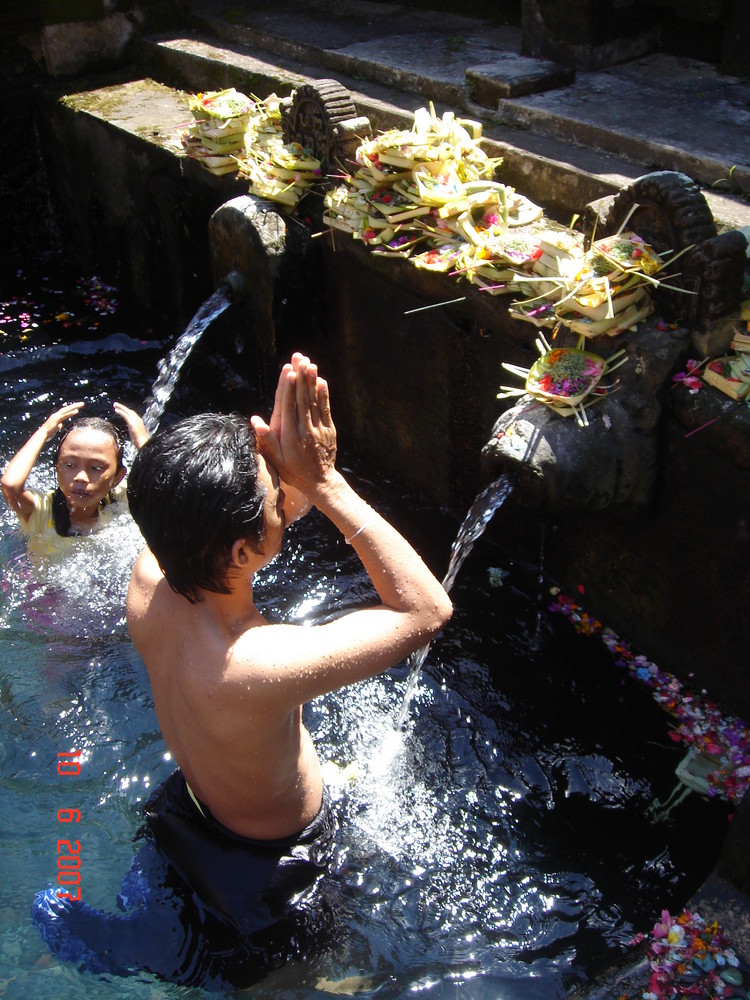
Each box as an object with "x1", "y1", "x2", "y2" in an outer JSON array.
[
  {"x1": 126, "y1": 548, "x2": 173, "y2": 630},
  {"x1": 131, "y1": 547, "x2": 162, "y2": 584}
]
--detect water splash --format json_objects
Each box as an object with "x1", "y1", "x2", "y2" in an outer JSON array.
[
  {"x1": 394, "y1": 475, "x2": 514, "y2": 729},
  {"x1": 1, "y1": 506, "x2": 144, "y2": 638},
  {"x1": 530, "y1": 524, "x2": 546, "y2": 651},
  {"x1": 141, "y1": 285, "x2": 233, "y2": 435}
]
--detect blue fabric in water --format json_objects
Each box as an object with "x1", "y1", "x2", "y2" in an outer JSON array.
[
  {"x1": 142, "y1": 770, "x2": 336, "y2": 934},
  {"x1": 31, "y1": 771, "x2": 338, "y2": 988}
]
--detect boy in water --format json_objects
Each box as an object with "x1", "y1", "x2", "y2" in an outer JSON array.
[
  {"x1": 124, "y1": 352, "x2": 452, "y2": 921},
  {"x1": 1, "y1": 401, "x2": 148, "y2": 543}
]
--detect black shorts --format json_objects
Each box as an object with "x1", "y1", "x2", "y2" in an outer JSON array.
[{"x1": 142, "y1": 770, "x2": 337, "y2": 935}]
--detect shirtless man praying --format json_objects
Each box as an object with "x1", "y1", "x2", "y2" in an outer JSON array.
[{"x1": 123, "y1": 352, "x2": 453, "y2": 929}]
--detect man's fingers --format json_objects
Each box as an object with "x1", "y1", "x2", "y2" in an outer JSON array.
[
  {"x1": 269, "y1": 363, "x2": 292, "y2": 435},
  {"x1": 294, "y1": 360, "x2": 315, "y2": 427},
  {"x1": 316, "y1": 379, "x2": 331, "y2": 423},
  {"x1": 292, "y1": 360, "x2": 319, "y2": 425},
  {"x1": 251, "y1": 416, "x2": 282, "y2": 466},
  {"x1": 282, "y1": 367, "x2": 300, "y2": 432}
]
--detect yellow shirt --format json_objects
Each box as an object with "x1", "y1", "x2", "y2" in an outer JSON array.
[{"x1": 21, "y1": 482, "x2": 129, "y2": 558}]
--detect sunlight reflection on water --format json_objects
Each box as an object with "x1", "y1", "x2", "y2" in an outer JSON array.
[{"x1": 0, "y1": 267, "x2": 733, "y2": 999}]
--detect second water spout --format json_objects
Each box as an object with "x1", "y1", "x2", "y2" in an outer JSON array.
[{"x1": 394, "y1": 474, "x2": 514, "y2": 730}]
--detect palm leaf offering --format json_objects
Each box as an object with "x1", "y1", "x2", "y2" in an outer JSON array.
[
  {"x1": 234, "y1": 94, "x2": 322, "y2": 206},
  {"x1": 182, "y1": 90, "x2": 322, "y2": 204},
  {"x1": 702, "y1": 353, "x2": 750, "y2": 401},
  {"x1": 182, "y1": 89, "x2": 256, "y2": 175},
  {"x1": 510, "y1": 231, "x2": 669, "y2": 338},
  {"x1": 498, "y1": 334, "x2": 627, "y2": 427}
]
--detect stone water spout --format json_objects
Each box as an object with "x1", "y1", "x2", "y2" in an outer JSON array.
[
  {"x1": 481, "y1": 318, "x2": 688, "y2": 512},
  {"x1": 221, "y1": 268, "x2": 247, "y2": 303},
  {"x1": 207, "y1": 80, "x2": 370, "y2": 376},
  {"x1": 481, "y1": 171, "x2": 748, "y2": 514}
]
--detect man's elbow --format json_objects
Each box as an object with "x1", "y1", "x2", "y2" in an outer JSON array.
[{"x1": 429, "y1": 591, "x2": 453, "y2": 634}]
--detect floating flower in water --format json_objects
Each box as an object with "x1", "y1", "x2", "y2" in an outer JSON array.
[
  {"x1": 628, "y1": 910, "x2": 744, "y2": 999},
  {"x1": 549, "y1": 591, "x2": 750, "y2": 803},
  {"x1": 75, "y1": 275, "x2": 119, "y2": 316}
]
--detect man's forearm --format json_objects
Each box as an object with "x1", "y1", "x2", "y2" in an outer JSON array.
[{"x1": 311, "y1": 471, "x2": 452, "y2": 625}]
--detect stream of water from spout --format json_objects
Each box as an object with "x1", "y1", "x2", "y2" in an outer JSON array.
[
  {"x1": 141, "y1": 284, "x2": 234, "y2": 435},
  {"x1": 393, "y1": 474, "x2": 514, "y2": 730}
]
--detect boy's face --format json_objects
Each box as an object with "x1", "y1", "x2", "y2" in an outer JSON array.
[{"x1": 56, "y1": 427, "x2": 124, "y2": 514}]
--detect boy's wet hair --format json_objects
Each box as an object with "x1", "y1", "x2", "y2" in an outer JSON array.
[
  {"x1": 127, "y1": 412, "x2": 266, "y2": 603},
  {"x1": 52, "y1": 416, "x2": 125, "y2": 536}
]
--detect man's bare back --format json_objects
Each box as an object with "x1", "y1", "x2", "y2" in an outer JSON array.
[
  {"x1": 127, "y1": 546, "x2": 324, "y2": 839},
  {"x1": 126, "y1": 354, "x2": 452, "y2": 843}
]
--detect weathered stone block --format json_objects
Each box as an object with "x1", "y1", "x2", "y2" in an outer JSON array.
[{"x1": 41, "y1": 13, "x2": 134, "y2": 77}]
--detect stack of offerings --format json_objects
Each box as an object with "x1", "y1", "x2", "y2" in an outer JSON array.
[
  {"x1": 510, "y1": 231, "x2": 663, "y2": 338},
  {"x1": 322, "y1": 103, "x2": 546, "y2": 292},
  {"x1": 182, "y1": 89, "x2": 323, "y2": 205},
  {"x1": 182, "y1": 89, "x2": 255, "y2": 175},
  {"x1": 234, "y1": 94, "x2": 322, "y2": 208},
  {"x1": 322, "y1": 102, "x2": 670, "y2": 337}
]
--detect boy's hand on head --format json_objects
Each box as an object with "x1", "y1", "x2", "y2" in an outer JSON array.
[
  {"x1": 41, "y1": 402, "x2": 85, "y2": 441},
  {"x1": 113, "y1": 402, "x2": 149, "y2": 451},
  {"x1": 2, "y1": 402, "x2": 83, "y2": 518}
]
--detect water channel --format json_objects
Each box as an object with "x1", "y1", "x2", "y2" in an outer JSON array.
[{"x1": 0, "y1": 261, "x2": 731, "y2": 997}]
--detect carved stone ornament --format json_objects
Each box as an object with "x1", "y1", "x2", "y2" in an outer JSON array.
[{"x1": 280, "y1": 79, "x2": 372, "y2": 172}]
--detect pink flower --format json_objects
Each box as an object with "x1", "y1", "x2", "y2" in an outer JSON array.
[{"x1": 653, "y1": 909, "x2": 673, "y2": 938}]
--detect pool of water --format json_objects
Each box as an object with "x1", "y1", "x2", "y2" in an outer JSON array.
[{"x1": 0, "y1": 263, "x2": 731, "y2": 998}]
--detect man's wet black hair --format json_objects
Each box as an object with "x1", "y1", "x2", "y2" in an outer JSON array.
[
  {"x1": 52, "y1": 416, "x2": 125, "y2": 536},
  {"x1": 127, "y1": 412, "x2": 266, "y2": 603}
]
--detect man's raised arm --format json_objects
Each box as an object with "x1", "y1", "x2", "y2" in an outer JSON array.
[{"x1": 250, "y1": 355, "x2": 452, "y2": 697}]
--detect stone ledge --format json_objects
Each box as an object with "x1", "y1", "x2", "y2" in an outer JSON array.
[{"x1": 467, "y1": 54, "x2": 574, "y2": 104}]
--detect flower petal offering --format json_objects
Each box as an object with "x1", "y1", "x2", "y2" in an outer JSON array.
[
  {"x1": 498, "y1": 333, "x2": 627, "y2": 427},
  {"x1": 526, "y1": 347, "x2": 606, "y2": 407}
]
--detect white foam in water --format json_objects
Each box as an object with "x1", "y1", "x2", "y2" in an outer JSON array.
[
  {"x1": 326, "y1": 676, "x2": 460, "y2": 867},
  {"x1": 2, "y1": 501, "x2": 144, "y2": 637}
]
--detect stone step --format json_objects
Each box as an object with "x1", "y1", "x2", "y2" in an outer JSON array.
[
  {"x1": 494, "y1": 53, "x2": 750, "y2": 196},
  {"x1": 178, "y1": 0, "x2": 572, "y2": 107}
]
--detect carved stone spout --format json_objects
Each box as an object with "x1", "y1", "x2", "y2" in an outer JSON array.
[{"x1": 481, "y1": 318, "x2": 689, "y2": 512}]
